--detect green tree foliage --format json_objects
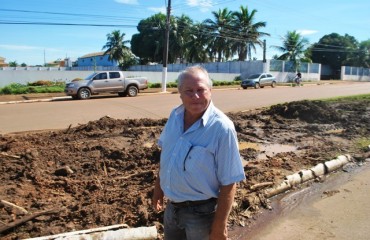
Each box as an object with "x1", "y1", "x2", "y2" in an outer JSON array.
[
  {"x1": 204, "y1": 8, "x2": 234, "y2": 62},
  {"x1": 102, "y1": 30, "x2": 132, "y2": 66},
  {"x1": 131, "y1": 13, "x2": 168, "y2": 64},
  {"x1": 183, "y1": 23, "x2": 210, "y2": 63},
  {"x1": 9, "y1": 61, "x2": 18, "y2": 67},
  {"x1": 310, "y1": 33, "x2": 359, "y2": 72},
  {"x1": 347, "y1": 39, "x2": 370, "y2": 68},
  {"x1": 272, "y1": 30, "x2": 309, "y2": 70},
  {"x1": 231, "y1": 6, "x2": 269, "y2": 61},
  {"x1": 130, "y1": 5, "x2": 268, "y2": 64}
]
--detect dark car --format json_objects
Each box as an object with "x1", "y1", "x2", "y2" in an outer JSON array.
[{"x1": 241, "y1": 73, "x2": 276, "y2": 89}]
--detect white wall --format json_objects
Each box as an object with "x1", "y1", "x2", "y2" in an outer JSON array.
[{"x1": 0, "y1": 70, "x2": 240, "y2": 87}]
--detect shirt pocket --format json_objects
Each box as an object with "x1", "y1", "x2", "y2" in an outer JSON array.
[{"x1": 184, "y1": 146, "x2": 215, "y2": 173}]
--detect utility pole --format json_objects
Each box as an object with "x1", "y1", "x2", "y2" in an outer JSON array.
[
  {"x1": 263, "y1": 39, "x2": 266, "y2": 63},
  {"x1": 162, "y1": 0, "x2": 171, "y2": 93}
]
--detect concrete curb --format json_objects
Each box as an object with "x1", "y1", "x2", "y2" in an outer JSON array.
[{"x1": 0, "y1": 96, "x2": 71, "y2": 105}]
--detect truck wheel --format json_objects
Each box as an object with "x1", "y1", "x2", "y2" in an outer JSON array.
[
  {"x1": 78, "y1": 88, "x2": 91, "y2": 99},
  {"x1": 254, "y1": 83, "x2": 260, "y2": 89},
  {"x1": 126, "y1": 86, "x2": 138, "y2": 97},
  {"x1": 242, "y1": 86, "x2": 247, "y2": 89}
]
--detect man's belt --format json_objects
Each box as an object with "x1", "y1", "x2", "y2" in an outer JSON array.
[{"x1": 171, "y1": 198, "x2": 217, "y2": 208}]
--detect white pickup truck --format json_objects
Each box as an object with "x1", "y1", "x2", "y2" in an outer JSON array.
[{"x1": 65, "y1": 71, "x2": 148, "y2": 100}]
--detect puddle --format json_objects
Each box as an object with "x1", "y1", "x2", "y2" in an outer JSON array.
[{"x1": 239, "y1": 142, "x2": 297, "y2": 160}]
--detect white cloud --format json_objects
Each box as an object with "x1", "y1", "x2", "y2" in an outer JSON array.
[
  {"x1": 148, "y1": 6, "x2": 166, "y2": 14},
  {"x1": 114, "y1": 0, "x2": 138, "y2": 5},
  {"x1": 187, "y1": 0, "x2": 213, "y2": 12},
  {"x1": 297, "y1": 30, "x2": 318, "y2": 36}
]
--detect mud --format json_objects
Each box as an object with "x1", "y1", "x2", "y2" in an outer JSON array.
[{"x1": 0, "y1": 98, "x2": 369, "y2": 239}]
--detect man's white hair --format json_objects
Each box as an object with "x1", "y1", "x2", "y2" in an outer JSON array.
[{"x1": 177, "y1": 65, "x2": 213, "y2": 90}]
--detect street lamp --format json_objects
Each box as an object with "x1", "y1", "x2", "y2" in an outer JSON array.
[{"x1": 162, "y1": 0, "x2": 171, "y2": 93}]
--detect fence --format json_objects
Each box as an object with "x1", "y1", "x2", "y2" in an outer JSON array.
[
  {"x1": 0, "y1": 60, "x2": 322, "y2": 87},
  {"x1": 341, "y1": 66, "x2": 370, "y2": 81}
]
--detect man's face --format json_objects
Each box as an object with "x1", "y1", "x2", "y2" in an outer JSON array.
[{"x1": 179, "y1": 71, "x2": 212, "y2": 117}]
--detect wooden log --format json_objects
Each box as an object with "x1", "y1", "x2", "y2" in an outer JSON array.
[
  {"x1": 264, "y1": 180, "x2": 291, "y2": 198},
  {"x1": 0, "y1": 200, "x2": 28, "y2": 214},
  {"x1": 0, "y1": 152, "x2": 21, "y2": 159},
  {"x1": 250, "y1": 182, "x2": 274, "y2": 190},
  {"x1": 27, "y1": 224, "x2": 158, "y2": 240},
  {"x1": 0, "y1": 209, "x2": 58, "y2": 234}
]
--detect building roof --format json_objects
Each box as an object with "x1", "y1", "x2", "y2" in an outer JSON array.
[
  {"x1": 0, "y1": 56, "x2": 5, "y2": 61},
  {"x1": 79, "y1": 51, "x2": 109, "y2": 58}
]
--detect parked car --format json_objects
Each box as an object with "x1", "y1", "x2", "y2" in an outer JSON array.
[
  {"x1": 241, "y1": 73, "x2": 276, "y2": 89},
  {"x1": 65, "y1": 71, "x2": 148, "y2": 99}
]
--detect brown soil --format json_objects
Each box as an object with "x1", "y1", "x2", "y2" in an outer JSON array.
[{"x1": 1, "y1": 98, "x2": 369, "y2": 239}]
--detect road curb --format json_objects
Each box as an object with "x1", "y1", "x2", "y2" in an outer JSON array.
[{"x1": 0, "y1": 96, "x2": 72, "y2": 105}]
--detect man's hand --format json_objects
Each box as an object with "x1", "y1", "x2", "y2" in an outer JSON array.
[
  {"x1": 152, "y1": 176, "x2": 164, "y2": 212},
  {"x1": 209, "y1": 183, "x2": 236, "y2": 240}
]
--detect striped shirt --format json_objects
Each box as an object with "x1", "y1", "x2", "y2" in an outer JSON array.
[{"x1": 158, "y1": 101, "x2": 245, "y2": 202}]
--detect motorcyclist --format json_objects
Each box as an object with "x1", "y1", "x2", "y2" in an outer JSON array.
[{"x1": 295, "y1": 72, "x2": 302, "y2": 86}]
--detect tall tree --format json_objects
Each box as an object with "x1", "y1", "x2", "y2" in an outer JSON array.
[
  {"x1": 232, "y1": 6, "x2": 269, "y2": 61},
  {"x1": 357, "y1": 40, "x2": 370, "y2": 68},
  {"x1": 102, "y1": 30, "x2": 131, "y2": 65},
  {"x1": 183, "y1": 23, "x2": 210, "y2": 63},
  {"x1": 310, "y1": 33, "x2": 359, "y2": 72},
  {"x1": 131, "y1": 13, "x2": 184, "y2": 64},
  {"x1": 272, "y1": 30, "x2": 309, "y2": 70},
  {"x1": 170, "y1": 14, "x2": 194, "y2": 63},
  {"x1": 204, "y1": 8, "x2": 234, "y2": 62},
  {"x1": 9, "y1": 61, "x2": 18, "y2": 67}
]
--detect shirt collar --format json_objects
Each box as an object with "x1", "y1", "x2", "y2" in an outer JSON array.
[{"x1": 174, "y1": 101, "x2": 214, "y2": 127}]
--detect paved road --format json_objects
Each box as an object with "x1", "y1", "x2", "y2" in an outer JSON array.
[{"x1": 1, "y1": 82, "x2": 370, "y2": 134}]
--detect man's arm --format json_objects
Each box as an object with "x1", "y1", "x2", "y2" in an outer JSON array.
[
  {"x1": 210, "y1": 183, "x2": 236, "y2": 240},
  {"x1": 152, "y1": 174, "x2": 164, "y2": 212}
]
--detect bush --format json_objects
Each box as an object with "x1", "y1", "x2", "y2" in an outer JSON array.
[
  {"x1": 28, "y1": 80, "x2": 54, "y2": 86},
  {"x1": 148, "y1": 83, "x2": 161, "y2": 88},
  {"x1": 166, "y1": 82, "x2": 178, "y2": 88},
  {"x1": 72, "y1": 78, "x2": 83, "y2": 82},
  {"x1": 0, "y1": 82, "x2": 65, "y2": 95}
]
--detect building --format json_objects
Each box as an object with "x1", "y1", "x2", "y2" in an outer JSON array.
[
  {"x1": 0, "y1": 56, "x2": 9, "y2": 67},
  {"x1": 44, "y1": 58, "x2": 72, "y2": 68},
  {"x1": 77, "y1": 51, "x2": 118, "y2": 67}
]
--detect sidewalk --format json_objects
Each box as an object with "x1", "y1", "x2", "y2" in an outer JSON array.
[{"x1": 246, "y1": 162, "x2": 370, "y2": 240}]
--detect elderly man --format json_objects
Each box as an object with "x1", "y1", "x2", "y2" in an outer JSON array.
[{"x1": 152, "y1": 65, "x2": 245, "y2": 240}]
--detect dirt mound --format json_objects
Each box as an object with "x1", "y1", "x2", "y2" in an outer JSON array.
[
  {"x1": 264, "y1": 100, "x2": 341, "y2": 123},
  {"x1": 1, "y1": 99, "x2": 369, "y2": 239}
]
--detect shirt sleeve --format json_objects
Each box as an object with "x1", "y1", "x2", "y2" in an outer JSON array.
[{"x1": 216, "y1": 127, "x2": 246, "y2": 185}]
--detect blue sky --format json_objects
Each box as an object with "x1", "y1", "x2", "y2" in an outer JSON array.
[{"x1": 0, "y1": 0, "x2": 369, "y2": 66}]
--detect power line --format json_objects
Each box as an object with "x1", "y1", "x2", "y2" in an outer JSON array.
[{"x1": 0, "y1": 21, "x2": 137, "y2": 28}]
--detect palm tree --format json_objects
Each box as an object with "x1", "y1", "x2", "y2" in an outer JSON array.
[
  {"x1": 232, "y1": 6, "x2": 269, "y2": 61},
  {"x1": 184, "y1": 23, "x2": 210, "y2": 63},
  {"x1": 204, "y1": 8, "x2": 234, "y2": 62},
  {"x1": 272, "y1": 30, "x2": 309, "y2": 70},
  {"x1": 170, "y1": 15, "x2": 194, "y2": 63},
  {"x1": 102, "y1": 30, "x2": 130, "y2": 64}
]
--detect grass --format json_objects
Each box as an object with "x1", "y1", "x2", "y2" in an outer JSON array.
[
  {"x1": 322, "y1": 93, "x2": 370, "y2": 102},
  {"x1": 355, "y1": 137, "x2": 370, "y2": 151}
]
